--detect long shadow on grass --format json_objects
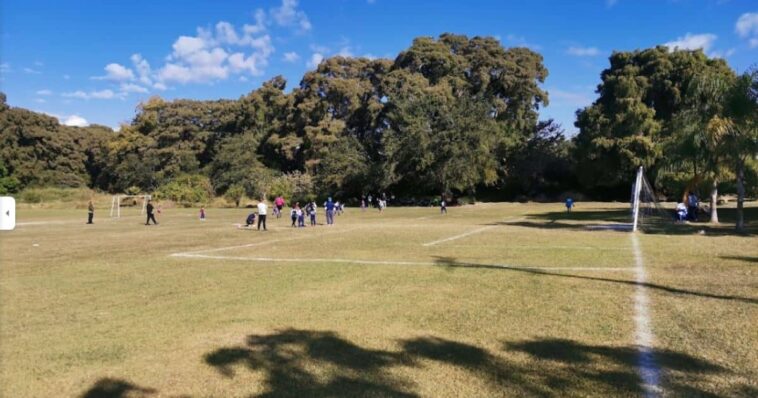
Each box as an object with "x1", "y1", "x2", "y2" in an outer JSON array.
[
  {"x1": 719, "y1": 255, "x2": 758, "y2": 264},
  {"x1": 202, "y1": 329, "x2": 738, "y2": 397},
  {"x1": 79, "y1": 378, "x2": 156, "y2": 398},
  {"x1": 433, "y1": 257, "x2": 758, "y2": 305}
]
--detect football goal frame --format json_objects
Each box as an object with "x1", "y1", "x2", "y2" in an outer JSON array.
[{"x1": 109, "y1": 194, "x2": 151, "y2": 218}]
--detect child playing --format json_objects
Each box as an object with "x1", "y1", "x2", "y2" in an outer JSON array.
[
  {"x1": 440, "y1": 198, "x2": 447, "y2": 214},
  {"x1": 290, "y1": 205, "x2": 298, "y2": 227},
  {"x1": 238, "y1": 212, "x2": 256, "y2": 229},
  {"x1": 565, "y1": 197, "x2": 574, "y2": 213},
  {"x1": 200, "y1": 206, "x2": 206, "y2": 221},
  {"x1": 297, "y1": 205, "x2": 305, "y2": 227},
  {"x1": 307, "y1": 201, "x2": 317, "y2": 226}
]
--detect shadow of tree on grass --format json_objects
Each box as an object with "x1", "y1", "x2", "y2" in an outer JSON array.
[
  {"x1": 200, "y1": 328, "x2": 749, "y2": 397},
  {"x1": 432, "y1": 256, "x2": 758, "y2": 305},
  {"x1": 79, "y1": 378, "x2": 155, "y2": 398}
]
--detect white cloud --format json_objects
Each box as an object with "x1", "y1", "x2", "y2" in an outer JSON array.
[
  {"x1": 63, "y1": 74, "x2": 70, "y2": 80},
  {"x1": 35, "y1": 98, "x2": 46, "y2": 103},
  {"x1": 0, "y1": 63, "x2": 10, "y2": 72},
  {"x1": 23, "y1": 67, "x2": 42, "y2": 74},
  {"x1": 735, "y1": 12, "x2": 758, "y2": 37},
  {"x1": 283, "y1": 51, "x2": 300, "y2": 62},
  {"x1": 307, "y1": 53, "x2": 324, "y2": 68},
  {"x1": 710, "y1": 48, "x2": 737, "y2": 59},
  {"x1": 271, "y1": 0, "x2": 311, "y2": 32},
  {"x1": 131, "y1": 53, "x2": 153, "y2": 85},
  {"x1": 337, "y1": 47, "x2": 353, "y2": 57},
  {"x1": 36, "y1": 89, "x2": 53, "y2": 96},
  {"x1": 664, "y1": 33, "x2": 717, "y2": 52},
  {"x1": 34, "y1": 61, "x2": 44, "y2": 67},
  {"x1": 62, "y1": 115, "x2": 89, "y2": 127},
  {"x1": 94, "y1": 63, "x2": 135, "y2": 81},
  {"x1": 62, "y1": 89, "x2": 122, "y2": 100},
  {"x1": 567, "y1": 46, "x2": 600, "y2": 56},
  {"x1": 606, "y1": 0, "x2": 618, "y2": 7},
  {"x1": 504, "y1": 34, "x2": 541, "y2": 50},
  {"x1": 153, "y1": 82, "x2": 167, "y2": 91},
  {"x1": 120, "y1": 83, "x2": 149, "y2": 93},
  {"x1": 736, "y1": 13, "x2": 758, "y2": 48}
]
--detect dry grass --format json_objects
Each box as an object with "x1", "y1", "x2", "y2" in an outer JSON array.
[{"x1": 1, "y1": 202, "x2": 756, "y2": 397}]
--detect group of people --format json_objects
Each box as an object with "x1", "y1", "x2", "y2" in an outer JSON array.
[
  {"x1": 240, "y1": 196, "x2": 341, "y2": 231},
  {"x1": 676, "y1": 192, "x2": 700, "y2": 222},
  {"x1": 360, "y1": 192, "x2": 390, "y2": 212}
]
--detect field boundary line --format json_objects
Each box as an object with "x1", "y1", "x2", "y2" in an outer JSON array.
[
  {"x1": 174, "y1": 226, "x2": 364, "y2": 256},
  {"x1": 631, "y1": 233, "x2": 660, "y2": 397},
  {"x1": 171, "y1": 253, "x2": 635, "y2": 272}
]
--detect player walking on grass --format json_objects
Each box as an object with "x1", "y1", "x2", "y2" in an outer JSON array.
[
  {"x1": 565, "y1": 197, "x2": 574, "y2": 213},
  {"x1": 145, "y1": 200, "x2": 158, "y2": 225},
  {"x1": 274, "y1": 196, "x2": 285, "y2": 218},
  {"x1": 290, "y1": 203, "x2": 298, "y2": 227},
  {"x1": 87, "y1": 200, "x2": 94, "y2": 224},
  {"x1": 199, "y1": 206, "x2": 206, "y2": 221},
  {"x1": 257, "y1": 199, "x2": 268, "y2": 231},
  {"x1": 325, "y1": 197, "x2": 335, "y2": 225},
  {"x1": 307, "y1": 201, "x2": 317, "y2": 226},
  {"x1": 440, "y1": 196, "x2": 447, "y2": 214}
]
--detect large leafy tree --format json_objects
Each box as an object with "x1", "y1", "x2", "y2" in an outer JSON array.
[{"x1": 574, "y1": 47, "x2": 733, "y2": 198}]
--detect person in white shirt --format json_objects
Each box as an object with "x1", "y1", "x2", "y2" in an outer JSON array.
[{"x1": 257, "y1": 199, "x2": 268, "y2": 231}]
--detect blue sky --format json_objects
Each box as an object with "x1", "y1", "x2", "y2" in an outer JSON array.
[{"x1": 1, "y1": 0, "x2": 756, "y2": 134}]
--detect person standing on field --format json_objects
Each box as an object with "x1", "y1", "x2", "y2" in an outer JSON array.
[
  {"x1": 257, "y1": 199, "x2": 268, "y2": 231},
  {"x1": 325, "y1": 197, "x2": 335, "y2": 225},
  {"x1": 145, "y1": 200, "x2": 158, "y2": 225},
  {"x1": 87, "y1": 200, "x2": 94, "y2": 224}
]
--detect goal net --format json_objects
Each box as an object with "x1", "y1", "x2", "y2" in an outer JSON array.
[
  {"x1": 631, "y1": 167, "x2": 669, "y2": 232},
  {"x1": 110, "y1": 195, "x2": 151, "y2": 218}
]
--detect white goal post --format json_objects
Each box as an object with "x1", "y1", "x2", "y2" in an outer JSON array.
[
  {"x1": 632, "y1": 166, "x2": 643, "y2": 232},
  {"x1": 109, "y1": 194, "x2": 151, "y2": 218}
]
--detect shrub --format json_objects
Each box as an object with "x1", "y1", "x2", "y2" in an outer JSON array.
[
  {"x1": 155, "y1": 174, "x2": 213, "y2": 206},
  {"x1": 224, "y1": 184, "x2": 245, "y2": 207}
]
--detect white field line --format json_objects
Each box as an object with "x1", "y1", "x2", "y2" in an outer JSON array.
[
  {"x1": 422, "y1": 226, "x2": 495, "y2": 247},
  {"x1": 175, "y1": 226, "x2": 364, "y2": 256},
  {"x1": 446, "y1": 244, "x2": 629, "y2": 251},
  {"x1": 170, "y1": 253, "x2": 635, "y2": 272},
  {"x1": 420, "y1": 217, "x2": 524, "y2": 247},
  {"x1": 631, "y1": 233, "x2": 660, "y2": 397}
]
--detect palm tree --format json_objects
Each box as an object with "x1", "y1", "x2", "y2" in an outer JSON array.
[{"x1": 706, "y1": 68, "x2": 758, "y2": 232}]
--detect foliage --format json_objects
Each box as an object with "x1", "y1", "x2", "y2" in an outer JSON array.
[
  {"x1": 224, "y1": 184, "x2": 245, "y2": 207},
  {"x1": 573, "y1": 47, "x2": 734, "y2": 197},
  {"x1": 155, "y1": 174, "x2": 213, "y2": 206},
  {"x1": 267, "y1": 171, "x2": 313, "y2": 203}
]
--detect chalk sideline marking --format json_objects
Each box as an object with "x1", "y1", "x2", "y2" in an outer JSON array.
[
  {"x1": 170, "y1": 252, "x2": 635, "y2": 272},
  {"x1": 178, "y1": 226, "x2": 364, "y2": 255},
  {"x1": 422, "y1": 226, "x2": 494, "y2": 247},
  {"x1": 631, "y1": 233, "x2": 660, "y2": 397}
]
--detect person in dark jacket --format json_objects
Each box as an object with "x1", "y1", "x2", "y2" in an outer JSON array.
[
  {"x1": 87, "y1": 200, "x2": 95, "y2": 224},
  {"x1": 145, "y1": 200, "x2": 158, "y2": 225}
]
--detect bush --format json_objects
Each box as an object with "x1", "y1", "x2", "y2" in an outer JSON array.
[
  {"x1": 224, "y1": 184, "x2": 245, "y2": 207},
  {"x1": 155, "y1": 174, "x2": 213, "y2": 206},
  {"x1": 268, "y1": 171, "x2": 313, "y2": 203}
]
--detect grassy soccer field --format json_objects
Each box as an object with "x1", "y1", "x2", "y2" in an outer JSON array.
[{"x1": 1, "y1": 202, "x2": 757, "y2": 397}]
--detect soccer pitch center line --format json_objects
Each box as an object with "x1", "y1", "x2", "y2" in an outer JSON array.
[
  {"x1": 631, "y1": 233, "x2": 660, "y2": 397},
  {"x1": 170, "y1": 253, "x2": 636, "y2": 272}
]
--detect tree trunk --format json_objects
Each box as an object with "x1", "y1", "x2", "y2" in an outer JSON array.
[
  {"x1": 736, "y1": 161, "x2": 745, "y2": 232},
  {"x1": 709, "y1": 178, "x2": 719, "y2": 224}
]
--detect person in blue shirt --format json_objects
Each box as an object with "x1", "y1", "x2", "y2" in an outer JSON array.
[
  {"x1": 565, "y1": 197, "x2": 574, "y2": 213},
  {"x1": 325, "y1": 197, "x2": 336, "y2": 225}
]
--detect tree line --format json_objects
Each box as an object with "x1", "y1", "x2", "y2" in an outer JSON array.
[{"x1": 1, "y1": 34, "x2": 755, "y2": 226}]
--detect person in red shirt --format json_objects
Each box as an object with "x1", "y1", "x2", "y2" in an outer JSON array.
[{"x1": 274, "y1": 196, "x2": 285, "y2": 218}]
